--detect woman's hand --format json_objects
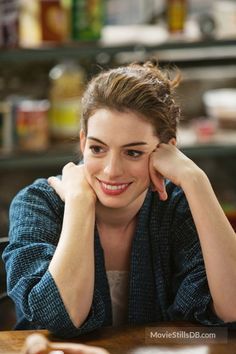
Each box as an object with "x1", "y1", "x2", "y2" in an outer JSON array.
[
  {"x1": 48, "y1": 163, "x2": 97, "y2": 327},
  {"x1": 48, "y1": 162, "x2": 97, "y2": 204},
  {"x1": 149, "y1": 143, "x2": 198, "y2": 200},
  {"x1": 150, "y1": 146, "x2": 236, "y2": 323},
  {"x1": 21, "y1": 333, "x2": 110, "y2": 354}
]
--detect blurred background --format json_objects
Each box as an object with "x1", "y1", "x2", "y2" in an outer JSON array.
[{"x1": 1, "y1": 0, "x2": 236, "y2": 330}]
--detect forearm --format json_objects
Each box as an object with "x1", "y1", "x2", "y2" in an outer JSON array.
[
  {"x1": 49, "y1": 195, "x2": 95, "y2": 327},
  {"x1": 182, "y1": 167, "x2": 236, "y2": 321}
]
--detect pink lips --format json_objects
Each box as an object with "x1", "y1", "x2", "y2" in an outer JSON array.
[{"x1": 98, "y1": 179, "x2": 131, "y2": 196}]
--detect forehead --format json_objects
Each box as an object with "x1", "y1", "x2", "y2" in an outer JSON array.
[{"x1": 87, "y1": 108, "x2": 157, "y2": 142}]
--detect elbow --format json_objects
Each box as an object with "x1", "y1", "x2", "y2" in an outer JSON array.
[{"x1": 220, "y1": 313, "x2": 236, "y2": 323}]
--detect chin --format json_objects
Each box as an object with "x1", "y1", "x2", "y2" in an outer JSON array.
[
  {"x1": 96, "y1": 195, "x2": 131, "y2": 209},
  {"x1": 96, "y1": 188, "x2": 148, "y2": 210}
]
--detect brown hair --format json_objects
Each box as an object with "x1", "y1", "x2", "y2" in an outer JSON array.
[{"x1": 81, "y1": 60, "x2": 181, "y2": 143}]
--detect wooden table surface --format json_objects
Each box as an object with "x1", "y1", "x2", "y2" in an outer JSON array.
[{"x1": 0, "y1": 323, "x2": 235, "y2": 354}]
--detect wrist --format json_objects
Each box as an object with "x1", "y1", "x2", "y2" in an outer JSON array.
[
  {"x1": 179, "y1": 163, "x2": 207, "y2": 192},
  {"x1": 65, "y1": 190, "x2": 96, "y2": 207}
]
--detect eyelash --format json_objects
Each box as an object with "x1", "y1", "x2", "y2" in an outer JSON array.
[
  {"x1": 89, "y1": 145, "x2": 104, "y2": 154},
  {"x1": 126, "y1": 150, "x2": 144, "y2": 158},
  {"x1": 89, "y1": 146, "x2": 144, "y2": 159}
]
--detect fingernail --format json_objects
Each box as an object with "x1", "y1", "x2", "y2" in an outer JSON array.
[{"x1": 162, "y1": 192, "x2": 168, "y2": 200}]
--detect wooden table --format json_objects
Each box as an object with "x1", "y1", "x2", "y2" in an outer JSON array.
[{"x1": 0, "y1": 323, "x2": 236, "y2": 354}]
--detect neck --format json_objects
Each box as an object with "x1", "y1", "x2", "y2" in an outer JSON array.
[{"x1": 95, "y1": 190, "x2": 148, "y2": 230}]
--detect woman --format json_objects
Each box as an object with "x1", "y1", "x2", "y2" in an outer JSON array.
[{"x1": 3, "y1": 60, "x2": 236, "y2": 338}]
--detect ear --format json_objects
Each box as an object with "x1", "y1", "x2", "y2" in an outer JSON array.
[
  {"x1": 79, "y1": 129, "x2": 86, "y2": 154},
  {"x1": 168, "y1": 137, "x2": 176, "y2": 146}
]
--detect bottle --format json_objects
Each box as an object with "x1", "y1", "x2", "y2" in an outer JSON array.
[
  {"x1": 39, "y1": 0, "x2": 70, "y2": 43},
  {"x1": 0, "y1": 0, "x2": 19, "y2": 48},
  {"x1": 48, "y1": 60, "x2": 85, "y2": 140},
  {"x1": 71, "y1": 0, "x2": 104, "y2": 41},
  {"x1": 166, "y1": 0, "x2": 187, "y2": 34},
  {"x1": 19, "y1": 0, "x2": 41, "y2": 47}
]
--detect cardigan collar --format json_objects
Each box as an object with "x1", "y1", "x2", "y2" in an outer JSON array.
[{"x1": 94, "y1": 189, "x2": 162, "y2": 325}]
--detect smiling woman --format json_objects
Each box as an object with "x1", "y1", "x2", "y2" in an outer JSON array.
[
  {"x1": 2, "y1": 60, "x2": 236, "y2": 338},
  {"x1": 79, "y1": 109, "x2": 158, "y2": 209}
]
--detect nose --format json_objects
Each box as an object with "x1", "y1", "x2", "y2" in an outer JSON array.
[{"x1": 103, "y1": 153, "x2": 124, "y2": 179}]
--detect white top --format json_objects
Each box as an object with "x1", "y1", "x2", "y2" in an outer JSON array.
[{"x1": 106, "y1": 270, "x2": 129, "y2": 326}]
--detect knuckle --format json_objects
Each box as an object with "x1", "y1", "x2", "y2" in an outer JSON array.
[{"x1": 63, "y1": 162, "x2": 74, "y2": 171}]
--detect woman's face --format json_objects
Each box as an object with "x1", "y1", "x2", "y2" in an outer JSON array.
[{"x1": 80, "y1": 108, "x2": 159, "y2": 209}]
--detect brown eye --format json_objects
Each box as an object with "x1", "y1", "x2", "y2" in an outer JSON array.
[
  {"x1": 126, "y1": 150, "x2": 144, "y2": 158},
  {"x1": 89, "y1": 145, "x2": 104, "y2": 154}
]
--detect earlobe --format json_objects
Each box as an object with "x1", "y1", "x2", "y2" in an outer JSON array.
[
  {"x1": 169, "y1": 137, "x2": 176, "y2": 146},
  {"x1": 79, "y1": 129, "x2": 86, "y2": 153}
]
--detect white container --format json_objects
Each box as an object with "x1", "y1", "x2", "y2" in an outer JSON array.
[
  {"x1": 213, "y1": 1, "x2": 236, "y2": 38},
  {"x1": 203, "y1": 89, "x2": 236, "y2": 129}
]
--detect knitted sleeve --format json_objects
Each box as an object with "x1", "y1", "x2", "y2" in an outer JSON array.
[
  {"x1": 167, "y1": 199, "x2": 234, "y2": 327},
  {"x1": 2, "y1": 178, "x2": 105, "y2": 338}
]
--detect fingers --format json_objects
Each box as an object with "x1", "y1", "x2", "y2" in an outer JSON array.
[
  {"x1": 21, "y1": 333, "x2": 50, "y2": 354},
  {"x1": 149, "y1": 155, "x2": 168, "y2": 201},
  {"x1": 22, "y1": 333, "x2": 110, "y2": 354},
  {"x1": 150, "y1": 171, "x2": 167, "y2": 201},
  {"x1": 62, "y1": 162, "x2": 76, "y2": 171},
  {"x1": 47, "y1": 176, "x2": 60, "y2": 188},
  {"x1": 47, "y1": 176, "x2": 64, "y2": 200},
  {"x1": 51, "y1": 343, "x2": 109, "y2": 354},
  {"x1": 47, "y1": 163, "x2": 77, "y2": 201}
]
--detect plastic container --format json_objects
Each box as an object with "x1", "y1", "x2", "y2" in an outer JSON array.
[{"x1": 203, "y1": 89, "x2": 236, "y2": 129}]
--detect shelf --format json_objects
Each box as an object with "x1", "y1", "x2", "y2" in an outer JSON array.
[
  {"x1": 178, "y1": 128, "x2": 236, "y2": 157},
  {"x1": 1, "y1": 37, "x2": 236, "y2": 64},
  {"x1": 1, "y1": 141, "x2": 236, "y2": 170},
  {"x1": 0, "y1": 142, "x2": 80, "y2": 170},
  {"x1": 181, "y1": 144, "x2": 236, "y2": 158}
]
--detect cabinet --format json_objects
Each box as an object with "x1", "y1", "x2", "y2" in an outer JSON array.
[{"x1": 1, "y1": 37, "x2": 236, "y2": 329}]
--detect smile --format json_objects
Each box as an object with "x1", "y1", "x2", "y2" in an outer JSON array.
[
  {"x1": 97, "y1": 179, "x2": 132, "y2": 196},
  {"x1": 102, "y1": 182, "x2": 129, "y2": 190}
]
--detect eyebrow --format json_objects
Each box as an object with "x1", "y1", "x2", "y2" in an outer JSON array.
[{"x1": 87, "y1": 136, "x2": 148, "y2": 148}]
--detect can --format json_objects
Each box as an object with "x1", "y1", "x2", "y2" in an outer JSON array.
[{"x1": 16, "y1": 99, "x2": 50, "y2": 151}]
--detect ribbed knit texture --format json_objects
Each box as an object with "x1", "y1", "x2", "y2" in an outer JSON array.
[{"x1": 2, "y1": 178, "x2": 231, "y2": 338}]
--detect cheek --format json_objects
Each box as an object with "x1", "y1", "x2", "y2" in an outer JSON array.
[
  {"x1": 83, "y1": 156, "x2": 100, "y2": 180},
  {"x1": 131, "y1": 159, "x2": 150, "y2": 183},
  {"x1": 141, "y1": 167, "x2": 151, "y2": 185}
]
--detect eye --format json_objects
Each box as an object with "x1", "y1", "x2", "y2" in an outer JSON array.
[
  {"x1": 126, "y1": 150, "x2": 144, "y2": 158},
  {"x1": 89, "y1": 145, "x2": 105, "y2": 154}
]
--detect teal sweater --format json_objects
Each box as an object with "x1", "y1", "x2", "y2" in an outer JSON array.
[{"x1": 2, "y1": 178, "x2": 226, "y2": 338}]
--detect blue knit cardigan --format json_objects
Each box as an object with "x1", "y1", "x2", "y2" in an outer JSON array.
[{"x1": 2, "y1": 178, "x2": 226, "y2": 338}]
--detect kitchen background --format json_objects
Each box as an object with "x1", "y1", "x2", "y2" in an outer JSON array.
[{"x1": 1, "y1": 0, "x2": 236, "y2": 330}]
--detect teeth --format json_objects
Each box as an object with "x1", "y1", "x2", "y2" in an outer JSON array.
[{"x1": 102, "y1": 183, "x2": 129, "y2": 191}]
